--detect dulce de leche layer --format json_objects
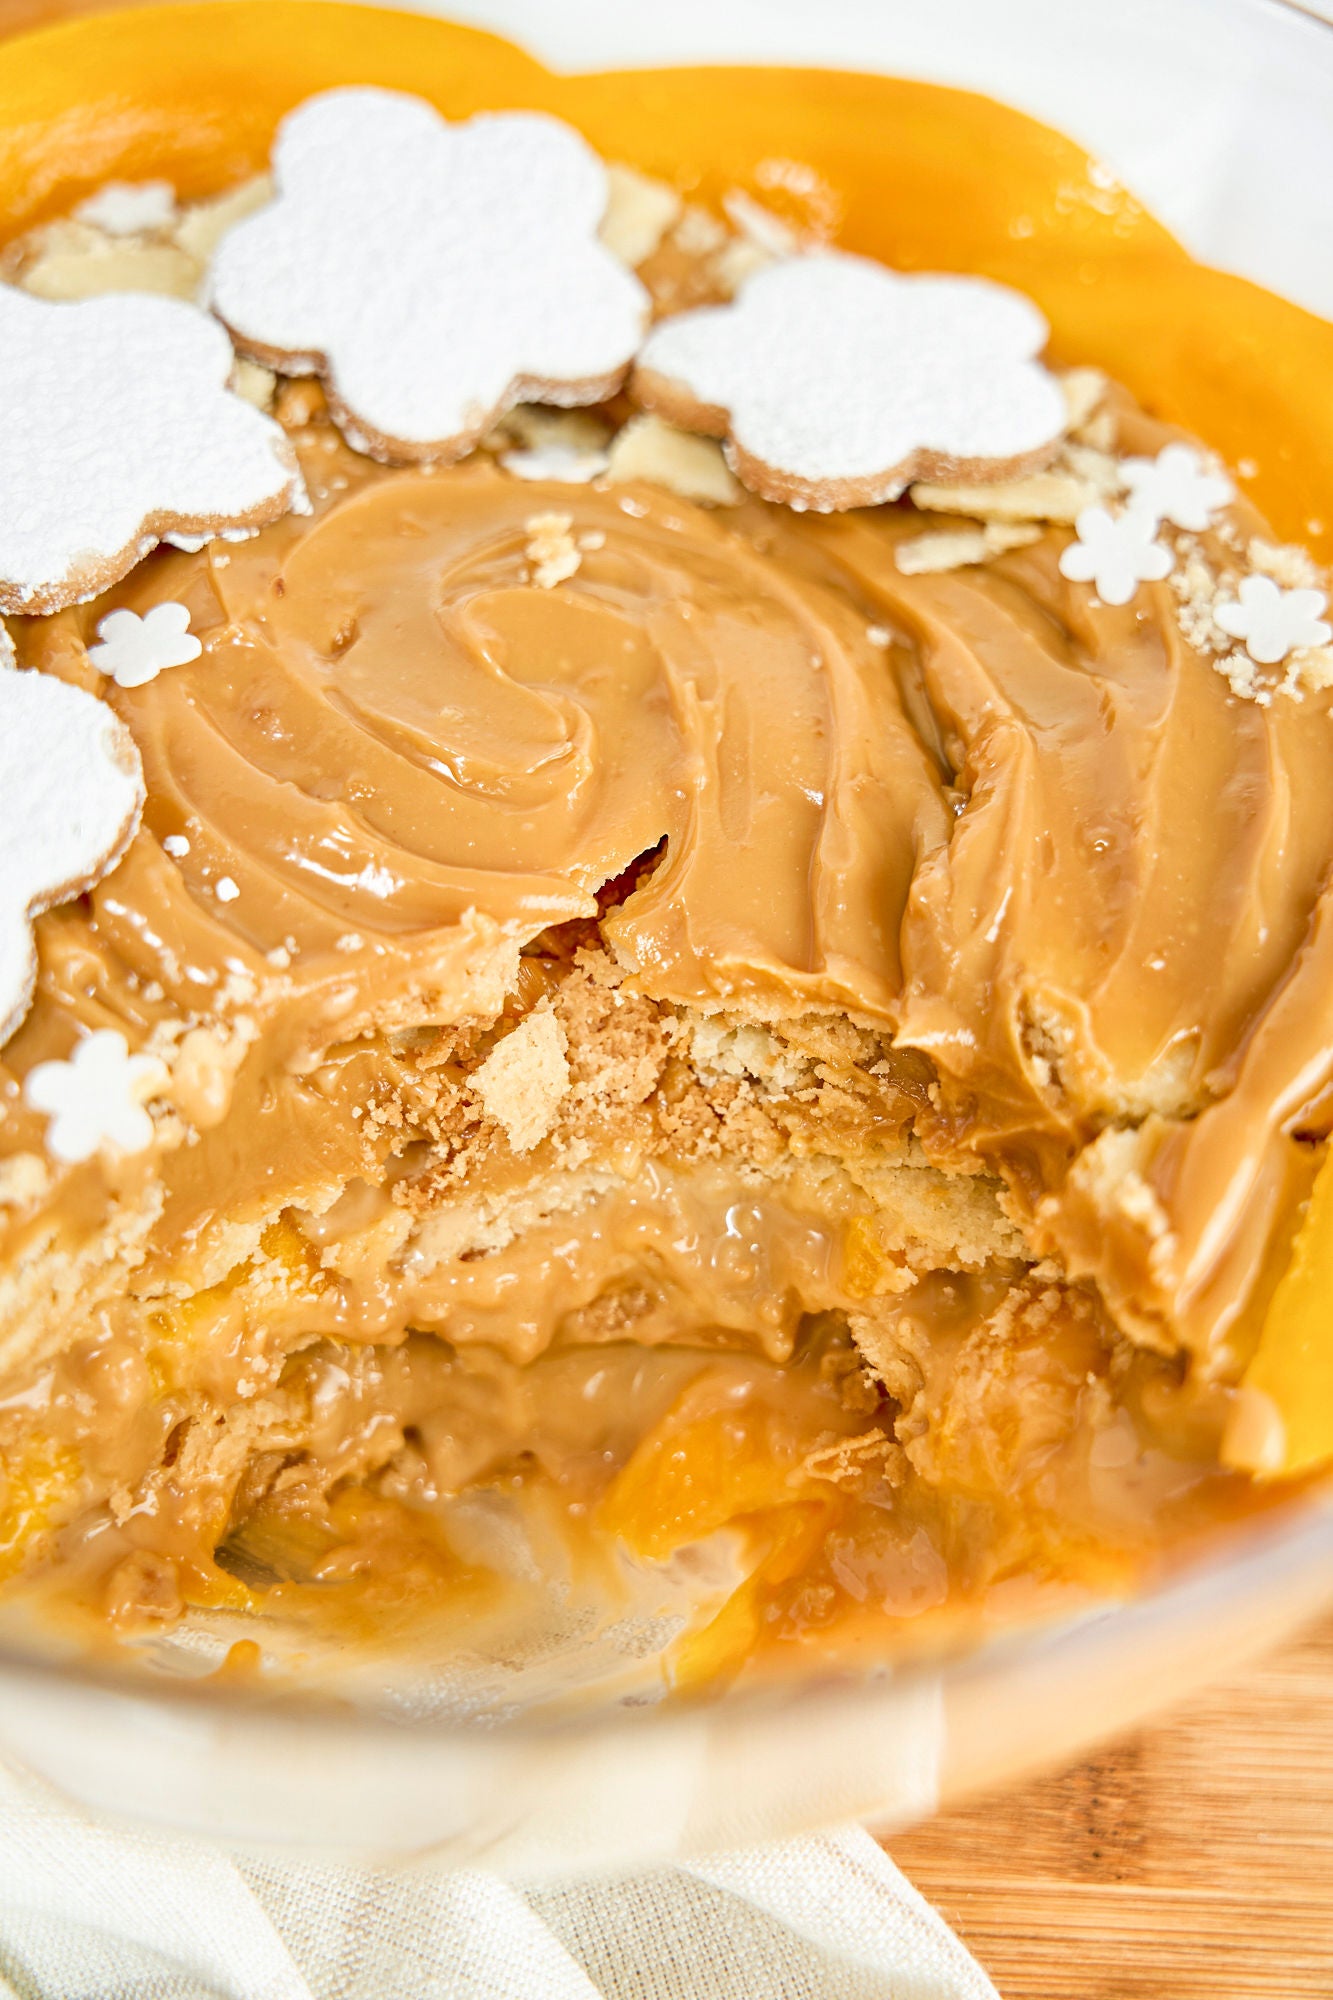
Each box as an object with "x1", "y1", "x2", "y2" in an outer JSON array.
[{"x1": 8, "y1": 402, "x2": 1333, "y2": 1366}]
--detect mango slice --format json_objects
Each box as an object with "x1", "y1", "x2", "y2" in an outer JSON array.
[
  {"x1": 0, "y1": 1435, "x2": 81, "y2": 1581},
  {"x1": 599, "y1": 1391, "x2": 818, "y2": 1562},
  {"x1": 1228, "y1": 1152, "x2": 1333, "y2": 1477}
]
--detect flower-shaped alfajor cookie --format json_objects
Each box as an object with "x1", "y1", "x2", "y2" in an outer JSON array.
[
  {"x1": 208, "y1": 88, "x2": 650, "y2": 463},
  {"x1": 0, "y1": 668, "x2": 145, "y2": 1045},
  {"x1": 0, "y1": 287, "x2": 303, "y2": 615},
  {"x1": 632, "y1": 250, "x2": 1068, "y2": 511}
]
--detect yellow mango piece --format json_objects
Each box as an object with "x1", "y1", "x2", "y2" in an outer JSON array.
[
  {"x1": 842, "y1": 1216, "x2": 900, "y2": 1300},
  {"x1": 600, "y1": 1396, "x2": 815, "y2": 1562},
  {"x1": 1228, "y1": 1152, "x2": 1333, "y2": 1477},
  {"x1": 671, "y1": 1502, "x2": 832, "y2": 1691},
  {"x1": 149, "y1": 1213, "x2": 326, "y2": 1388},
  {"x1": 0, "y1": 1435, "x2": 81, "y2": 1581}
]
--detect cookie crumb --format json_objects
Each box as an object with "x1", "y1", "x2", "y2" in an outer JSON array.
[
  {"x1": 472, "y1": 1001, "x2": 570, "y2": 1152},
  {"x1": 1060, "y1": 367, "x2": 1109, "y2": 434},
  {"x1": 1249, "y1": 538, "x2": 1322, "y2": 591},
  {"x1": 896, "y1": 522, "x2": 1042, "y2": 575},
  {"x1": 229, "y1": 358, "x2": 277, "y2": 411},
  {"x1": 599, "y1": 164, "x2": 682, "y2": 268},
  {"x1": 671, "y1": 205, "x2": 729, "y2": 259},
  {"x1": 173, "y1": 175, "x2": 274, "y2": 264},
  {"x1": 606, "y1": 414, "x2": 741, "y2": 506},
  {"x1": 911, "y1": 463, "x2": 1109, "y2": 525},
  {"x1": 0, "y1": 1152, "x2": 51, "y2": 1208},
  {"x1": 15, "y1": 224, "x2": 199, "y2": 303},
  {"x1": 524, "y1": 512, "x2": 581, "y2": 589}
]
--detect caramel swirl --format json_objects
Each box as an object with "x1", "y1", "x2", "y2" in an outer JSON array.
[
  {"x1": 96, "y1": 463, "x2": 940, "y2": 1014},
  {"x1": 8, "y1": 410, "x2": 1333, "y2": 1359}
]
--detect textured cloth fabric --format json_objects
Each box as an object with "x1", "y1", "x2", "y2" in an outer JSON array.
[{"x1": 0, "y1": 1754, "x2": 997, "y2": 2000}]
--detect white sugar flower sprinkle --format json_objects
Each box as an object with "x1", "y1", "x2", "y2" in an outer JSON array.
[
  {"x1": 1059, "y1": 505, "x2": 1173, "y2": 606},
  {"x1": 215, "y1": 876, "x2": 240, "y2": 903},
  {"x1": 23, "y1": 1028, "x2": 168, "y2": 1164},
  {"x1": 88, "y1": 603, "x2": 202, "y2": 688},
  {"x1": 1214, "y1": 573, "x2": 1332, "y2": 665},
  {"x1": 1119, "y1": 443, "x2": 1232, "y2": 533}
]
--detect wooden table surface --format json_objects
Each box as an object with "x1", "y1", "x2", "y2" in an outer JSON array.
[{"x1": 890, "y1": 1608, "x2": 1333, "y2": 1999}]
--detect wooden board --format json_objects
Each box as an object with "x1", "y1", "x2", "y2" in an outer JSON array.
[{"x1": 890, "y1": 1608, "x2": 1333, "y2": 1999}]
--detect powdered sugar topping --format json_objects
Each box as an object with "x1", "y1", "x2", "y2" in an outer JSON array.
[
  {"x1": 632, "y1": 250, "x2": 1067, "y2": 511},
  {"x1": 0, "y1": 287, "x2": 304, "y2": 614},
  {"x1": 0, "y1": 669, "x2": 144, "y2": 1045},
  {"x1": 208, "y1": 88, "x2": 649, "y2": 463}
]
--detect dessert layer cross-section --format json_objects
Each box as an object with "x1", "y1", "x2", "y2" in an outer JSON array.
[{"x1": 1, "y1": 119, "x2": 1331, "y2": 1678}]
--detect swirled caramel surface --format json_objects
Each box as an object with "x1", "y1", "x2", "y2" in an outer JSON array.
[
  {"x1": 5, "y1": 392, "x2": 1333, "y2": 1381},
  {"x1": 7, "y1": 393, "x2": 1331, "y2": 1363}
]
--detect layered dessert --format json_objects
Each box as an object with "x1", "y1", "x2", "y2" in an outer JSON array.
[{"x1": 0, "y1": 17, "x2": 1331, "y2": 1695}]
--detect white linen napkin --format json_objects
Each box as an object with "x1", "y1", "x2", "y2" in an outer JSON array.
[{"x1": 0, "y1": 1753, "x2": 997, "y2": 2000}]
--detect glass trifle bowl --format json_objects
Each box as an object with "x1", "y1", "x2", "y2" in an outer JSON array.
[{"x1": 0, "y1": 0, "x2": 1331, "y2": 1874}]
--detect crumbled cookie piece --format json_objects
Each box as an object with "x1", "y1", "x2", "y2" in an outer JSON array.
[
  {"x1": 10, "y1": 222, "x2": 199, "y2": 302},
  {"x1": 1249, "y1": 537, "x2": 1323, "y2": 591},
  {"x1": 908, "y1": 446, "x2": 1112, "y2": 524},
  {"x1": 0, "y1": 1153, "x2": 51, "y2": 1209},
  {"x1": 606, "y1": 414, "x2": 741, "y2": 506},
  {"x1": 172, "y1": 175, "x2": 275, "y2": 264},
  {"x1": 493, "y1": 404, "x2": 611, "y2": 483},
  {"x1": 710, "y1": 236, "x2": 775, "y2": 299},
  {"x1": 1169, "y1": 541, "x2": 1234, "y2": 653},
  {"x1": 493, "y1": 404, "x2": 612, "y2": 457},
  {"x1": 472, "y1": 1001, "x2": 570, "y2": 1152},
  {"x1": 895, "y1": 522, "x2": 1042, "y2": 575},
  {"x1": 524, "y1": 512, "x2": 582, "y2": 588},
  {"x1": 1059, "y1": 367, "x2": 1119, "y2": 448},
  {"x1": 229, "y1": 358, "x2": 278, "y2": 411},
  {"x1": 671, "y1": 205, "x2": 729, "y2": 259},
  {"x1": 599, "y1": 164, "x2": 682, "y2": 268},
  {"x1": 2, "y1": 172, "x2": 273, "y2": 311}
]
